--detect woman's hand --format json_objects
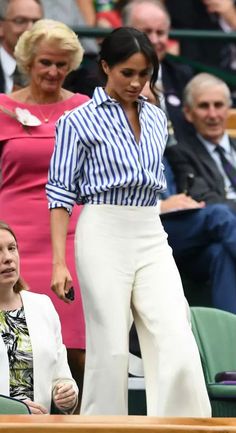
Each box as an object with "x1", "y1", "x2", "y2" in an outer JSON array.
[
  {"x1": 51, "y1": 263, "x2": 73, "y2": 304},
  {"x1": 53, "y1": 383, "x2": 77, "y2": 412},
  {"x1": 23, "y1": 399, "x2": 48, "y2": 414}
]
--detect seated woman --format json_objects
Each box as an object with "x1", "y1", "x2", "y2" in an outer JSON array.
[
  {"x1": 0, "y1": 18, "x2": 89, "y2": 394},
  {"x1": 0, "y1": 221, "x2": 78, "y2": 414}
]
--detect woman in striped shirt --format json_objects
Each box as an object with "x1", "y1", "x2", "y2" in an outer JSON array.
[{"x1": 46, "y1": 27, "x2": 211, "y2": 417}]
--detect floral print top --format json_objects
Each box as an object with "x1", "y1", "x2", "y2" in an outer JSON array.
[{"x1": 0, "y1": 307, "x2": 33, "y2": 400}]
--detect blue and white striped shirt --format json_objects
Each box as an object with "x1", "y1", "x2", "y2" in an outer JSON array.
[{"x1": 46, "y1": 87, "x2": 167, "y2": 213}]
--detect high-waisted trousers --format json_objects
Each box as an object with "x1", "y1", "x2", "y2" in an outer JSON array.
[{"x1": 75, "y1": 204, "x2": 211, "y2": 416}]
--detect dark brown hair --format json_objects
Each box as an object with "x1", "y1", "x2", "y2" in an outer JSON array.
[
  {"x1": 99, "y1": 26, "x2": 159, "y2": 100},
  {"x1": 0, "y1": 220, "x2": 27, "y2": 293}
]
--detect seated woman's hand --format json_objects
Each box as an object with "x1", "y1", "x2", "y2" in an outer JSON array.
[
  {"x1": 23, "y1": 399, "x2": 48, "y2": 414},
  {"x1": 53, "y1": 383, "x2": 78, "y2": 412}
]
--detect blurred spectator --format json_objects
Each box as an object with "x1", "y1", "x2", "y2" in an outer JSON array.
[
  {"x1": 78, "y1": 0, "x2": 122, "y2": 29},
  {"x1": 165, "y1": 0, "x2": 236, "y2": 101},
  {"x1": 122, "y1": 0, "x2": 194, "y2": 141},
  {"x1": 41, "y1": 0, "x2": 99, "y2": 55},
  {"x1": 77, "y1": 1, "x2": 123, "y2": 47},
  {"x1": 0, "y1": 0, "x2": 43, "y2": 93}
]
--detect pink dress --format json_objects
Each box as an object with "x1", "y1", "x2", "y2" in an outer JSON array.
[{"x1": 0, "y1": 93, "x2": 89, "y2": 348}]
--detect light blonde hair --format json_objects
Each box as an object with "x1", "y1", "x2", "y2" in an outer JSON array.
[
  {"x1": 14, "y1": 18, "x2": 84, "y2": 75},
  {"x1": 0, "y1": 221, "x2": 27, "y2": 293},
  {"x1": 183, "y1": 73, "x2": 232, "y2": 108}
]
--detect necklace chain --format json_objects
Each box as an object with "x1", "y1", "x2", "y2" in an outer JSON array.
[{"x1": 37, "y1": 105, "x2": 57, "y2": 123}]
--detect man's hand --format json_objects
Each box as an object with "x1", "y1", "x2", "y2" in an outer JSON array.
[{"x1": 160, "y1": 193, "x2": 205, "y2": 214}]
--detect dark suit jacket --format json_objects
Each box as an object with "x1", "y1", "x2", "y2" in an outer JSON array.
[
  {"x1": 161, "y1": 56, "x2": 195, "y2": 141},
  {"x1": 0, "y1": 61, "x2": 5, "y2": 93},
  {"x1": 166, "y1": 134, "x2": 236, "y2": 212}
]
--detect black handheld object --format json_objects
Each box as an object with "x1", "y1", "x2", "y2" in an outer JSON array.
[
  {"x1": 65, "y1": 286, "x2": 75, "y2": 301},
  {"x1": 184, "y1": 173, "x2": 195, "y2": 196}
]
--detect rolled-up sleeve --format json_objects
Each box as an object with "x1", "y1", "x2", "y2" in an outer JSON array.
[{"x1": 46, "y1": 115, "x2": 86, "y2": 214}]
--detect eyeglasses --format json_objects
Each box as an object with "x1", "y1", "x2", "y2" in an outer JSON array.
[{"x1": 3, "y1": 17, "x2": 40, "y2": 26}]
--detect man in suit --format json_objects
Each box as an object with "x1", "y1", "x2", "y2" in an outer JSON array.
[
  {"x1": 0, "y1": 0, "x2": 43, "y2": 93},
  {"x1": 167, "y1": 72, "x2": 236, "y2": 213},
  {"x1": 139, "y1": 78, "x2": 236, "y2": 313},
  {"x1": 121, "y1": 0, "x2": 194, "y2": 141},
  {"x1": 161, "y1": 156, "x2": 236, "y2": 313},
  {"x1": 141, "y1": 80, "x2": 236, "y2": 313},
  {"x1": 129, "y1": 155, "x2": 236, "y2": 365}
]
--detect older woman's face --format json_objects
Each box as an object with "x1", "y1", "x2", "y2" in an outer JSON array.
[
  {"x1": 0, "y1": 229, "x2": 19, "y2": 290},
  {"x1": 29, "y1": 40, "x2": 71, "y2": 95}
]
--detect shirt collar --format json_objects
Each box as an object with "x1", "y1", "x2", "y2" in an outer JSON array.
[
  {"x1": 92, "y1": 86, "x2": 147, "y2": 108},
  {"x1": 197, "y1": 132, "x2": 231, "y2": 155},
  {"x1": 0, "y1": 45, "x2": 16, "y2": 77}
]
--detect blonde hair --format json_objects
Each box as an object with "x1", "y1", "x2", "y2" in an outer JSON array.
[
  {"x1": 183, "y1": 73, "x2": 232, "y2": 108},
  {"x1": 0, "y1": 221, "x2": 28, "y2": 293},
  {"x1": 14, "y1": 18, "x2": 84, "y2": 75}
]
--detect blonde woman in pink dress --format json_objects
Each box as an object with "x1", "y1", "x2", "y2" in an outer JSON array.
[{"x1": 0, "y1": 19, "x2": 89, "y2": 400}]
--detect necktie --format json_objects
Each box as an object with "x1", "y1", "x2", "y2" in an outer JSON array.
[{"x1": 215, "y1": 145, "x2": 236, "y2": 189}]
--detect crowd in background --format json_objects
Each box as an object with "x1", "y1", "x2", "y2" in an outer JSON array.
[{"x1": 1, "y1": 0, "x2": 236, "y2": 416}]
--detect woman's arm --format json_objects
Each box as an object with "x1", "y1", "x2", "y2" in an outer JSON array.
[
  {"x1": 46, "y1": 115, "x2": 85, "y2": 303},
  {"x1": 50, "y1": 207, "x2": 72, "y2": 303},
  {"x1": 48, "y1": 297, "x2": 78, "y2": 413}
]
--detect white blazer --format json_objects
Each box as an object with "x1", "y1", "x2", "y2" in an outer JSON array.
[{"x1": 0, "y1": 291, "x2": 78, "y2": 412}]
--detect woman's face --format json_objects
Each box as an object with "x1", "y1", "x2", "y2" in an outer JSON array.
[
  {"x1": 29, "y1": 39, "x2": 71, "y2": 95},
  {"x1": 103, "y1": 52, "x2": 152, "y2": 105},
  {"x1": 0, "y1": 229, "x2": 19, "y2": 290}
]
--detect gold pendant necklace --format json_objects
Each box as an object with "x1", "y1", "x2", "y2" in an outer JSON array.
[{"x1": 37, "y1": 105, "x2": 57, "y2": 123}]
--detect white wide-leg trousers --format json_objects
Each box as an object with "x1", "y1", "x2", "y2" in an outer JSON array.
[{"x1": 75, "y1": 204, "x2": 211, "y2": 417}]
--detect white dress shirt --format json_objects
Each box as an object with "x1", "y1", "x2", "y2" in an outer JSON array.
[
  {"x1": 46, "y1": 87, "x2": 168, "y2": 213},
  {"x1": 0, "y1": 45, "x2": 16, "y2": 93}
]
